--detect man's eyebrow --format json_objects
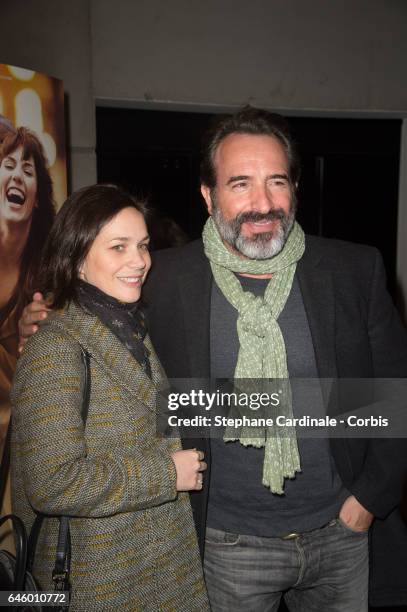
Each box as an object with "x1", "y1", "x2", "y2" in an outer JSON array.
[
  {"x1": 269, "y1": 173, "x2": 289, "y2": 181},
  {"x1": 226, "y1": 175, "x2": 250, "y2": 185},
  {"x1": 226, "y1": 173, "x2": 290, "y2": 186}
]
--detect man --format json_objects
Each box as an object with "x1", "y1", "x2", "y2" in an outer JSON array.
[{"x1": 20, "y1": 107, "x2": 407, "y2": 610}]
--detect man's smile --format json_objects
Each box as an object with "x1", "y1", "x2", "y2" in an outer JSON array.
[{"x1": 242, "y1": 219, "x2": 278, "y2": 234}]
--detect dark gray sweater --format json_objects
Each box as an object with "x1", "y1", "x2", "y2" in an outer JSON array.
[{"x1": 207, "y1": 274, "x2": 348, "y2": 536}]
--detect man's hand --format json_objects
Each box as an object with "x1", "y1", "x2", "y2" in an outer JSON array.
[
  {"x1": 18, "y1": 292, "x2": 50, "y2": 352},
  {"x1": 339, "y1": 495, "x2": 374, "y2": 532}
]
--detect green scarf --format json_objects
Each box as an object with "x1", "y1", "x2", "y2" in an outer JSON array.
[{"x1": 202, "y1": 217, "x2": 305, "y2": 493}]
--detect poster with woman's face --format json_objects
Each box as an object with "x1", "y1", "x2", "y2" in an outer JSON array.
[
  {"x1": 0, "y1": 63, "x2": 67, "y2": 208},
  {"x1": 0, "y1": 64, "x2": 67, "y2": 539}
]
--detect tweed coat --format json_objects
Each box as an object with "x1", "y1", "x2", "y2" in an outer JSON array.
[{"x1": 10, "y1": 301, "x2": 209, "y2": 612}]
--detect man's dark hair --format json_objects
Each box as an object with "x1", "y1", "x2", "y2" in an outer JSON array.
[
  {"x1": 39, "y1": 184, "x2": 147, "y2": 308},
  {"x1": 200, "y1": 106, "x2": 300, "y2": 190}
]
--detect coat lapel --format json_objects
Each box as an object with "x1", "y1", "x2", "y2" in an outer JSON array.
[
  {"x1": 54, "y1": 302, "x2": 160, "y2": 412},
  {"x1": 297, "y1": 239, "x2": 338, "y2": 380},
  {"x1": 176, "y1": 251, "x2": 212, "y2": 378}
]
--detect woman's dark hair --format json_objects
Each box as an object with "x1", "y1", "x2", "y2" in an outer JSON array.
[
  {"x1": 39, "y1": 184, "x2": 148, "y2": 308},
  {"x1": 0, "y1": 127, "x2": 55, "y2": 325},
  {"x1": 200, "y1": 105, "x2": 301, "y2": 190}
]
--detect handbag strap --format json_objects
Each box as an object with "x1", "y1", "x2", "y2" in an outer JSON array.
[
  {"x1": 51, "y1": 516, "x2": 72, "y2": 592},
  {"x1": 0, "y1": 411, "x2": 25, "y2": 591},
  {"x1": 0, "y1": 513, "x2": 28, "y2": 590},
  {"x1": 27, "y1": 346, "x2": 91, "y2": 593},
  {"x1": 0, "y1": 417, "x2": 12, "y2": 508}
]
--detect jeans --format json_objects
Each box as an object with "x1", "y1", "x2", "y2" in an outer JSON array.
[{"x1": 204, "y1": 519, "x2": 369, "y2": 612}]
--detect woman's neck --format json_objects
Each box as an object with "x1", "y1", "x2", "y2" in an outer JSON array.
[
  {"x1": 0, "y1": 219, "x2": 32, "y2": 309},
  {"x1": 0, "y1": 217, "x2": 32, "y2": 267}
]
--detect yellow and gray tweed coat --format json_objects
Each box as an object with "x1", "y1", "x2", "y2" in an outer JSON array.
[{"x1": 10, "y1": 302, "x2": 209, "y2": 611}]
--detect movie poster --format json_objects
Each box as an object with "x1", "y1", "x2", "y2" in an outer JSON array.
[{"x1": 0, "y1": 64, "x2": 67, "y2": 551}]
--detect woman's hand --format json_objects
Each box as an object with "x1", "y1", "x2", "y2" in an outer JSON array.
[
  {"x1": 18, "y1": 292, "x2": 50, "y2": 352},
  {"x1": 171, "y1": 449, "x2": 207, "y2": 491}
]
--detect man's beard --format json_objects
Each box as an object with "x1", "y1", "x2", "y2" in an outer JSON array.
[{"x1": 211, "y1": 194, "x2": 296, "y2": 260}]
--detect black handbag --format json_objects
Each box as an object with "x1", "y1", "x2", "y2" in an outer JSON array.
[
  {"x1": 0, "y1": 421, "x2": 40, "y2": 610},
  {"x1": 0, "y1": 514, "x2": 39, "y2": 611},
  {"x1": 0, "y1": 347, "x2": 91, "y2": 611}
]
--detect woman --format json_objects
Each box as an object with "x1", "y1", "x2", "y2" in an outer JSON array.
[
  {"x1": 0, "y1": 126, "x2": 55, "y2": 350},
  {"x1": 0, "y1": 127, "x2": 55, "y2": 553},
  {"x1": 10, "y1": 185, "x2": 209, "y2": 611}
]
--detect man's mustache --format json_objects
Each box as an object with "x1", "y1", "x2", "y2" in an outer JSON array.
[{"x1": 234, "y1": 210, "x2": 287, "y2": 226}]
